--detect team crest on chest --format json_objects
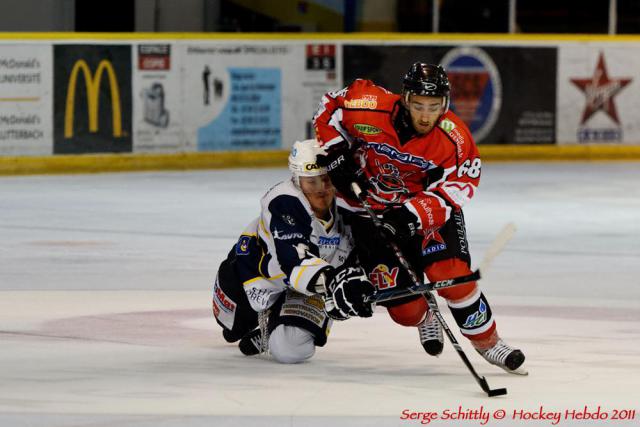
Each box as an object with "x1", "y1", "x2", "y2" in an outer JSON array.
[{"x1": 368, "y1": 160, "x2": 414, "y2": 204}]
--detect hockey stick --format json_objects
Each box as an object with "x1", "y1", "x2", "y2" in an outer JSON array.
[
  {"x1": 479, "y1": 222, "x2": 516, "y2": 274},
  {"x1": 351, "y1": 182, "x2": 507, "y2": 397},
  {"x1": 368, "y1": 270, "x2": 481, "y2": 303}
]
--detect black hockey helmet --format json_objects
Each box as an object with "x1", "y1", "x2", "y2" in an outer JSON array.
[{"x1": 402, "y1": 62, "x2": 450, "y2": 112}]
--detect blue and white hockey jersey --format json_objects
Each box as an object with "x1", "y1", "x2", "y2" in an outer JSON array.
[{"x1": 234, "y1": 179, "x2": 355, "y2": 312}]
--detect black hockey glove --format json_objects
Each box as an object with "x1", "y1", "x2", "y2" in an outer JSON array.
[
  {"x1": 380, "y1": 206, "x2": 420, "y2": 243},
  {"x1": 318, "y1": 265, "x2": 375, "y2": 320},
  {"x1": 316, "y1": 142, "x2": 368, "y2": 199}
]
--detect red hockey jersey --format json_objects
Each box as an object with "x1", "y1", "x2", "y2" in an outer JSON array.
[{"x1": 313, "y1": 79, "x2": 481, "y2": 233}]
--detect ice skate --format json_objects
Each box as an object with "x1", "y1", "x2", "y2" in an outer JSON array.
[
  {"x1": 418, "y1": 311, "x2": 444, "y2": 356},
  {"x1": 222, "y1": 328, "x2": 241, "y2": 343},
  {"x1": 477, "y1": 339, "x2": 527, "y2": 375},
  {"x1": 238, "y1": 329, "x2": 265, "y2": 356}
]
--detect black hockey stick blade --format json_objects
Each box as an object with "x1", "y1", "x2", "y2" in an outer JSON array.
[
  {"x1": 488, "y1": 388, "x2": 508, "y2": 397},
  {"x1": 478, "y1": 376, "x2": 507, "y2": 397}
]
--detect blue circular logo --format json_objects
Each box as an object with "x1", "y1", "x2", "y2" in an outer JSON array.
[{"x1": 441, "y1": 47, "x2": 502, "y2": 143}]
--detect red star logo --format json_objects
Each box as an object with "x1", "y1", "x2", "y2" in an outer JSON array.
[
  {"x1": 421, "y1": 229, "x2": 446, "y2": 253},
  {"x1": 570, "y1": 53, "x2": 632, "y2": 125}
]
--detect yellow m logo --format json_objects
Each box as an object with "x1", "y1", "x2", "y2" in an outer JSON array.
[{"x1": 64, "y1": 59, "x2": 122, "y2": 138}]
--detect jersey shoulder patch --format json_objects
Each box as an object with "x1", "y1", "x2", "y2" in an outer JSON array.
[
  {"x1": 439, "y1": 118, "x2": 457, "y2": 133},
  {"x1": 437, "y1": 113, "x2": 473, "y2": 150},
  {"x1": 343, "y1": 80, "x2": 398, "y2": 111}
]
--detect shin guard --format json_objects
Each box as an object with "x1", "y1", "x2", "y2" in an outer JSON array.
[{"x1": 447, "y1": 288, "x2": 496, "y2": 340}]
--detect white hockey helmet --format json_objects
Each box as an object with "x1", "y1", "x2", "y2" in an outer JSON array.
[{"x1": 288, "y1": 139, "x2": 327, "y2": 186}]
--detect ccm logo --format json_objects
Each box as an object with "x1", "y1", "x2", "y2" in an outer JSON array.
[{"x1": 305, "y1": 163, "x2": 320, "y2": 171}]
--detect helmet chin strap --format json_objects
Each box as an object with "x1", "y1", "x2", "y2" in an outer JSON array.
[{"x1": 442, "y1": 96, "x2": 450, "y2": 113}]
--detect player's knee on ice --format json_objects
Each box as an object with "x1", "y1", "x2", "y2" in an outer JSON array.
[{"x1": 269, "y1": 325, "x2": 315, "y2": 364}]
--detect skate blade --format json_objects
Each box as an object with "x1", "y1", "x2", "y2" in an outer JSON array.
[{"x1": 504, "y1": 366, "x2": 529, "y2": 376}]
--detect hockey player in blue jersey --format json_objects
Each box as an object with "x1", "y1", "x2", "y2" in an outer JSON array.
[{"x1": 212, "y1": 139, "x2": 375, "y2": 363}]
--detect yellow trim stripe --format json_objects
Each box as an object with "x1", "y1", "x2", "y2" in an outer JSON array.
[
  {"x1": 2, "y1": 32, "x2": 640, "y2": 42},
  {"x1": 243, "y1": 277, "x2": 264, "y2": 286},
  {"x1": 1, "y1": 145, "x2": 640, "y2": 176},
  {"x1": 258, "y1": 250, "x2": 267, "y2": 278},
  {"x1": 243, "y1": 273, "x2": 285, "y2": 286},
  {"x1": 479, "y1": 144, "x2": 640, "y2": 161},
  {"x1": 318, "y1": 212, "x2": 335, "y2": 231},
  {"x1": 258, "y1": 219, "x2": 271, "y2": 237},
  {"x1": 0, "y1": 151, "x2": 289, "y2": 176},
  {"x1": 293, "y1": 259, "x2": 325, "y2": 291}
]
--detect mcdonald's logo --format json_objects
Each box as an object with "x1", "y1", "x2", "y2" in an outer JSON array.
[{"x1": 64, "y1": 59, "x2": 122, "y2": 138}]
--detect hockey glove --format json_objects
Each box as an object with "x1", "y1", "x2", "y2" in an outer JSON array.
[
  {"x1": 316, "y1": 265, "x2": 375, "y2": 320},
  {"x1": 381, "y1": 206, "x2": 420, "y2": 243},
  {"x1": 316, "y1": 141, "x2": 368, "y2": 198}
]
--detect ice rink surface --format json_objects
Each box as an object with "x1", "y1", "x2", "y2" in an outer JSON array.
[{"x1": 1, "y1": 162, "x2": 639, "y2": 427}]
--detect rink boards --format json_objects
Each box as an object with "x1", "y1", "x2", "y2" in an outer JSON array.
[{"x1": 1, "y1": 33, "x2": 640, "y2": 173}]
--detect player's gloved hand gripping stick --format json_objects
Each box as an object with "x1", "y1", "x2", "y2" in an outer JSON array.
[{"x1": 350, "y1": 182, "x2": 507, "y2": 397}]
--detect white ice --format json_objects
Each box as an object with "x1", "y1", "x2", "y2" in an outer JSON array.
[{"x1": 1, "y1": 162, "x2": 639, "y2": 427}]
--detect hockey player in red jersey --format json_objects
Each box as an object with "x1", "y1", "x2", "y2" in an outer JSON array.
[{"x1": 313, "y1": 62, "x2": 526, "y2": 374}]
